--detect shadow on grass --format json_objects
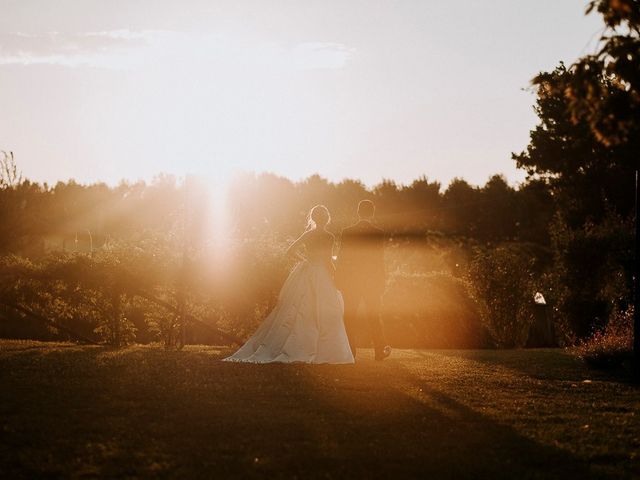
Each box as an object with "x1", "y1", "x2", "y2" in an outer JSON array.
[
  {"x1": 418, "y1": 348, "x2": 635, "y2": 384},
  {"x1": 0, "y1": 345, "x2": 611, "y2": 479},
  {"x1": 291, "y1": 360, "x2": 596, "y2": 480}
]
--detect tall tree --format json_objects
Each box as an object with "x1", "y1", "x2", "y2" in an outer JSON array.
[{"x1": 514, "y1": 1, "x2": 640, "y2": 342}]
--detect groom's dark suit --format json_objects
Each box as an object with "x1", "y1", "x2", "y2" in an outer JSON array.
[{"x1": 335, "y1": 219, "x2": 386, "y2": 358}]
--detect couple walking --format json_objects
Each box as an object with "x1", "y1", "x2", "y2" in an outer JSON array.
[{"x1": 224, "y1": 200, "x2": 390, "y2": 364}]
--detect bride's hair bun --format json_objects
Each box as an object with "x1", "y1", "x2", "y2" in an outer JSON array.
[{"x1": 307, "y1": 204, "x2": 331, "y2": 230}]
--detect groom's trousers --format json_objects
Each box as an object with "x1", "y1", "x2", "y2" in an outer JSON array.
[{"x1": 342, "y1": 288, "x2": 385, "y2": 358}]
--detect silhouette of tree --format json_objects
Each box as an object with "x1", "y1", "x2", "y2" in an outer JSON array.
[
  {"x1": 514, "y1": 63, "x2": 636, "y2": 227},
  {"x1": 515, "y1": 180, "x2": 554, "y2": 245},
  {"x1": 477, "y1": 175, "x2": 518, "y2": 241},
  {"x1": 565, "y1": 0, "x2": 640, "y2": 149},
  {"x1": 442, "y1": 178, "x2": 481, "y2": 237},
  {"x1": 402, "y1": 176, "x2": 442, "y2": 233},
  {"x1": 514, "y1": 1, "x2": 640, "y2": 340}
]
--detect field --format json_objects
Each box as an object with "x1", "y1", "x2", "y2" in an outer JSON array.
[{"x1": 0, "y1": 341, "x2": 638, "y2": 479}]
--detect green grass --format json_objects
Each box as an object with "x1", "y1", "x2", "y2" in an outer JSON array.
[{"x1": 0, "y1": 340, "x2": 638, "y2": 479}]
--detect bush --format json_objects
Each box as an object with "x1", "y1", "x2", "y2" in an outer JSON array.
[
  {"x1": 382, "y1": 271, "x2": 491, "y2": 348},
  {"x1": 547, "y1": 211, "x2": 633, "y2": 340},
  {"x1": 466, "y1": 245, "x2": 540, "y2": 348},
  {"x1": 576, "y1": 307, "x2": 633, "y2": 369}
]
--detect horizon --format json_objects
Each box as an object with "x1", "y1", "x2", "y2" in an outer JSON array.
[
  {"x1": 1, "y1": 1, "x2": 603, "y2": 188},
  {"x1": 3, "y1": 165, "x2": 528, "y2": 191}
]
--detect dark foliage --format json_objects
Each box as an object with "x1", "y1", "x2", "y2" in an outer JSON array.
[
  {"x1": 577, "y1": 306, "x2": 634, "y2": 368},
  {"x1": 514, "y1": 1, "x2": 640, "y2": 343}
]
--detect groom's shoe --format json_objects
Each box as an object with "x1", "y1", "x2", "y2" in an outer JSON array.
[{"x1": 375, "y1": 345, "x2": 392, "y2": 361}]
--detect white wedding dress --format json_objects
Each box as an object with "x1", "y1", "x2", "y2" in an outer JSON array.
[{"x1": 224, "y1": 232, "x2": 354, "y2": 364}]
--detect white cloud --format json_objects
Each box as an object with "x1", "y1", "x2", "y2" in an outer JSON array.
[
  {"x1": 0, "y1": 30, "x2": 355, "y2": 71},
  {"x1": 291, "y1": 42, "x2": 354, "y2": 70}
]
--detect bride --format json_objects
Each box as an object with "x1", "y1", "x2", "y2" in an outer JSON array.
[{"x1": 224, "y1": 205, "x2": 354, "y2": 364}]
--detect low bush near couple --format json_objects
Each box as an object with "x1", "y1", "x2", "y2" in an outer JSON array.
[{"x1": 576, "y1": 307, "x2": 633, "y2": 369}]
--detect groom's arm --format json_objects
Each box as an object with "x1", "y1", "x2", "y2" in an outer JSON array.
[{"x1": 371, "y1": 229, "x2": 386, "y2": 294}]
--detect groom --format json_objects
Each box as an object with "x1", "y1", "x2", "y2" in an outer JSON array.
[{"x1": 336, "y1": 200, "x2": 391, "y2": 361}]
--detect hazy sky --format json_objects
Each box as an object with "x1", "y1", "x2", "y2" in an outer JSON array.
[{"x1": 0, "y1": 0, "x2": 603, "y2": 188}]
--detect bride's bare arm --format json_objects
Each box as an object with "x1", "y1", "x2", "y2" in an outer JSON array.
[{"x1": 286, "y1": 231, "x2": 309, "y2": 260}]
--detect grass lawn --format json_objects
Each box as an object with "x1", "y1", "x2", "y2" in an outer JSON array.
[{"x1": 0, "y1": 340, "x2": 638, "y2": 479}]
